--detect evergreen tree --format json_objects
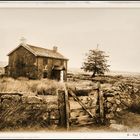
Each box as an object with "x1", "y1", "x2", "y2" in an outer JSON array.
[{"x1": 81, "y1": 47, "x2": 110, "y2": 77}]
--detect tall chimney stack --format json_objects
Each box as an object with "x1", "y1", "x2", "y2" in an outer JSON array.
[{"x1": 53, "y1": 46, "x2": 58, "y2": 53}]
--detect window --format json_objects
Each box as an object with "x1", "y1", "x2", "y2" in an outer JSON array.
[{"x1": 43, "y1": 58, "x2": 48, "y2": 65}]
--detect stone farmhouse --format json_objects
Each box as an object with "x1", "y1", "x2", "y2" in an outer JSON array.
[{"x1": 5, "y1": 42, "x2": 68, "y2": 81}]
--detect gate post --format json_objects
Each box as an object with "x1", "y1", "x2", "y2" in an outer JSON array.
[
  {"x1": 99, "y1": 90, "x2": 104, "y2": 123},
  {"x1": 64, "y1": 84, "x2": 70, "y2": 130},
  {"x1": 96, "y1": 82, "x2": 105, "y2": 124},
  {"x1": 58, "y1": 89, "x2": 66, "y2": 127},
  {"x1": 58, "y1": 87, "x2": 70, "y2": 130}
]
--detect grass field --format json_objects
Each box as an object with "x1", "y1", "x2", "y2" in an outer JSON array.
[{"x1": 0, "y1": 77, "x2": 64, "y2": 96}]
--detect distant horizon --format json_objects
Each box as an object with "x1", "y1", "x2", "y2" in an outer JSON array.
[
  {"x1": 0, "y1": 60, "x2": 139, "y2": 74},
  {"x1": 68, "y1": 67, "x2": 140, "y2": 74}
]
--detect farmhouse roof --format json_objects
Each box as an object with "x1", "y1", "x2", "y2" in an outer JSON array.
[{"x1": 7, "y1": 43, "x2": 68, "y2": 60}]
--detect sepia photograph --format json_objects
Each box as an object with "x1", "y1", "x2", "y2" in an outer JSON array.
[{"x1": 0, "y1": 1, "x2": 140, "y2": 139}]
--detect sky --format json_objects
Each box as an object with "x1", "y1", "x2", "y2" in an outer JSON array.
[{"x1": 0, "y1": 7, "x2": 140, "y2": 72}]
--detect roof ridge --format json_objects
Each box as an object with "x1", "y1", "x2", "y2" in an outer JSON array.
[{"x1": 27, "y1": 44, "x2": 53, "y2": 51}]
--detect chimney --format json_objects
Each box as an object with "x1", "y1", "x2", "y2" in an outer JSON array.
[
  {"x1": 20, "y1": 37, "x2": 27, "y2": 45},
  {"x1": 53, "y1": 46, "x2": 58, "y2": 52}
]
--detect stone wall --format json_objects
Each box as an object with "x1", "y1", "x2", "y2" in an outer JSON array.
[
  {"x1": 0, "y1": 93, "x2": 60, "y2": 130},
  {"x1": 103, "y1": 82, "x2": 140, "y2": 125}
]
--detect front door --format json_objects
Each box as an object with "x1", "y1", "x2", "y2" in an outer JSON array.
[{"x1": 51, "y1": 70, "x2": 60, "y2": 81}]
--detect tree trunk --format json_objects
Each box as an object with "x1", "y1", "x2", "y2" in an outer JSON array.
[{"x1": 91, "y1": 71, "x2": 96, "y2": 77}]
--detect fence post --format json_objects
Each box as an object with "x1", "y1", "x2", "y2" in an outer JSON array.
[
  {"x1": 64, "y1": 84, "x2": 70, "y2": 130},
  {"x1": 96, "y1": 82, "x2": 104, "y2": 124},
  {"x1": 99, "y1": 90, "x2": 104, "y2": 123},
  {"x1": 58, "y1": 89, "x2": 67, "y2": 127},
  {"x1": 58, "y1": 86, "x2": 70, "y2": 130}
]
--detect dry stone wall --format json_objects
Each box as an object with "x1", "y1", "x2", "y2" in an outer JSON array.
[
  {"x1": 0, "y1": 93, "x2": 60, "y2": 130},
  {"x1": 103, "y1": 82, "x2": 140, "y2": 125}
]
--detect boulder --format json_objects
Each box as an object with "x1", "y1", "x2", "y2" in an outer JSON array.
[
  {"x1": 106, "y1": 112, "x2": 114, "y2": 119},
  {"x1": 106, "y1": 102, "x2": 112, "y2": 108},
  {"x1": 115, "y1": 94, "x2": 121, "y2": 99},
  {"x1": 109, "y1": 104, "x2": 117, "y2": 112},
  {"x1": 107, "y1": 97, "x2": 116, "y2": 104},
  {"x1": 116, "y1": 99, "x2": 121, "y2": 105},
  {"x1": 116, "y1": 107, "x2": 122, "y2": 112},
  {"x1": 22, "y1": 96, "x2": 44, "y2": 104}
]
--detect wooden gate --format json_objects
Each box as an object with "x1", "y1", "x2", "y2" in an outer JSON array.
[{"x1": 58, "y1": 82, "x2": 105, "y2": 130}]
